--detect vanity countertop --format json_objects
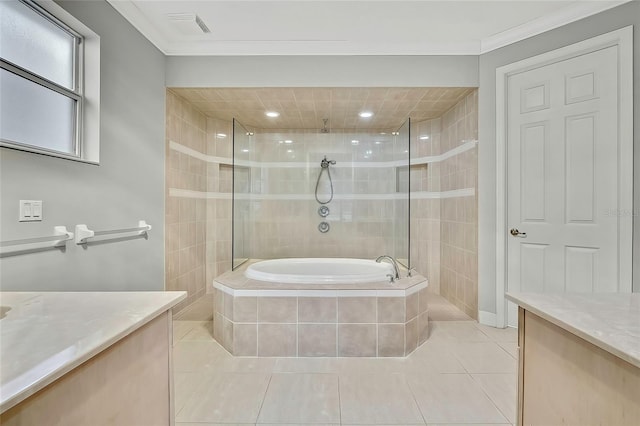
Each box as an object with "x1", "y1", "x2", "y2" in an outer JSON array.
[
  {"x1": 0, "y1": 291, "x2": 186, "y2": 413},
  {"x1": 506, "y1": 292, "x2": 640, "y2": 369}
]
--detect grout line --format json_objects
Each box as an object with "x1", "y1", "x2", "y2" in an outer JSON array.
[
  {"x1": 337, "y1": 373, "x2": 342, "y2": 426},
  {"x1": 405, "y1": 372, "x2": 429, "y2": 426},
  {"x1": 254, "y1": 373, "x2": 274, "y2": 424},
  {"x1": 469, "y1": 373, "x2": 513, "y2": 424}
]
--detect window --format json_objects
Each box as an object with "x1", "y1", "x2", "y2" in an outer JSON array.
[{"x1": 0, "y1": 0, "x2": 97, "y2": 162}]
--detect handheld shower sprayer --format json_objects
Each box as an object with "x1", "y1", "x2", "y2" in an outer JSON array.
[
  {"x1": 320, "y1": 156, "x2": 336, "y2": 169},
  {"x1": 315, "y1": 156, "x2": 336, "y2": 204}
]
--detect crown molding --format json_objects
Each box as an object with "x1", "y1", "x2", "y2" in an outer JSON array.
[
  {"x1": 108, "y1": 0, "x2": 631, "y2": 57},
  {"x1": 480, "y1": 1, "x2": 631, "y2": 54},
  {"x1": 160, "y1": 40, "x2": 480, "y2": 56},
  {"x1": 107, "y1": 0, "x2": 171, "y2": 54}
]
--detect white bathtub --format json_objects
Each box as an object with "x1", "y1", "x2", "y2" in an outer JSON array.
[{"x1": 244, "y1": 258, "x2": 395, "y2": 284}]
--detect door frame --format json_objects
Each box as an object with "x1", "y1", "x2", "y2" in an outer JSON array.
[{"x1": 495, "y1": 26, "x2": 633, "y2": 328}]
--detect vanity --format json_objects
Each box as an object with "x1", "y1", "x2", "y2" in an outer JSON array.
[
  {"x1": 506, "y1": 293, "x2": 640, "y2": 425},
  {"x1": 0, "y1": 291, "x2": 186, "y2": 426}
]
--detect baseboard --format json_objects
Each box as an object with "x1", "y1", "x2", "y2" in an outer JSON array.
[{"x1": 478, "y1": 310, "x2": 497, "y2": 327}]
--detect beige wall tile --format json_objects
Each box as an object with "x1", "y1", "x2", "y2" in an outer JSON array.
[
  {"x1": 298, "y1": 324, "x2": 337, "y2": 357},
  {"x1": 378, "y1": 324, "x2": 405, "y2": 357},
  {"x1": 233, "y1": 297, "x2": 257, "y2": 323},
  {"x1": 298, "y1": 297, "x2": 337, "y2": 323},
  {"x1": 224, "y1": 290, "x2": 234, "y2": 319},
  {"x1": 377, "y1": 297, "x2": 406, "y2": 323},
  {"x1": 258, "y1": 297, "x2": 297, "y2": 323},
  {"x1": 233, "y1": 323, "x2": 257, "y2": 356},
  {"x1": 405, "y1": 318, "x2": 418, "y2": 355},
  {"x1": 222, "y1": 316, "x2": 233, "y2": 352},
  {"x1": 338, "y1": 297, "x2": 376, "y2": 323},
  {"x1": 418, "y1": 312, "x2": 430, "y2": 346},
  {"x1": 213, "y1": 312, "x2": 223, "y2": 342},
  {"x1": 258, "y1": 324, "x2": 297, "y2": 357},
  {"x1": 406, "y1": 292, "x2": 419, "y2": 321},
  {"x1": 338, "y1": 324, "x2": 376, "y2": 357}
]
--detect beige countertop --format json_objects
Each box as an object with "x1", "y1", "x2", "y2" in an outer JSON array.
[
  {"x1": 0, "y1": 291, "x2": 186, "y2": 413},
  {"x1": 506, "y1": 292, "x2": 640, "y2": 369}
]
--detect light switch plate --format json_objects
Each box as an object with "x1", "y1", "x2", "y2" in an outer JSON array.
[{"x1": 19, "y1": 200, "x2": 43, "y2": 222}]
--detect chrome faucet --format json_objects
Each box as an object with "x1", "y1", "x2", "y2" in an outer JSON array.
[{"x1": 376, "y1": 255, "x2": 400, "y2": 280}]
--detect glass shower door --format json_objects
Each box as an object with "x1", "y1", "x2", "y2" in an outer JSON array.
[
  {"x1": 394, "y1": 118, "x2": 410, "y2": 268},
  {"x1": 232, "y1": 119, "x2": 252, "y2": 269}
]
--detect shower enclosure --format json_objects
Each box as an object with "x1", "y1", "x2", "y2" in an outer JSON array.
[{"x1": 232, "y1": 119, "x2": 410, "y2": 269}]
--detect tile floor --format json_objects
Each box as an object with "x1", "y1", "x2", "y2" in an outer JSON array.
[{"x1": 173, "y1": 294, "x2": 518, "y2": 426}]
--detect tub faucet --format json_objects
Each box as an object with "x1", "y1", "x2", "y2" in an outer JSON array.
[{"x1": 376, "y1": 255, "x2": 400, "y2": 280}]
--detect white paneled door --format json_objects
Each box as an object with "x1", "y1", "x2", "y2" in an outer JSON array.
[{"x1": 505, "y1": 43, "x2": 631, "y2": 326}]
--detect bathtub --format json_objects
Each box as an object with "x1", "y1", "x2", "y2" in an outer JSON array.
[
  {"x1": 244, "y1": 258, "x2": 395, "y2": 284},
  {"x1": 213, "y1": 258, "x2": 430, "y2": 358}
]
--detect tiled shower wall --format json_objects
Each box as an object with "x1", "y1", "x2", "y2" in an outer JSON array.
[
  {"x1": 205, "y1": 117, "x2": 233, "y2": 286},
  {"x1": 411, "y1": 90, "x2": 478, "y2": 318},
  {"x1": 166, "y1": 89, "x2": 477, "y2": 317},
  {"x1": 439, "y1": 90, "x2": 478, "y2": 318},
  {"x1": 240, "y1": 130, "x2": 405, "y2": 260},
  {"x1": 166, "y1": 90, "x2": 232, "y2": 312},
  {"x1": 410, "y1": 118, "x2": 442, "y2": 294}
]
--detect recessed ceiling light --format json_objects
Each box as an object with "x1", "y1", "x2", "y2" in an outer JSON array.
[
  {"x1": 242, "y1": 149, "x2": 249, "y2": 153},
  {"x1": 216, "y1": 133, "x2": 227, "y2": 138},
  {"x1": 379, "y1": 132, "x2": 387, "y2": 135},
  {"x1": 278, "y1": 140, "x2": 284, "y2": 144},
  {"x1": 366, "y1": 150, "x2": 373, "y2": 155},
  {"x1": 286, "y1": 149, "x2": 293, "y2": 153},
  {"x1": 351, "y1": 140, "x2": 359, "y2": 145},
  {"x1": 284, "y1": 140, "x2": 293, "y2": 144},
  {"x1": 374, "y1": 141, "x2": 382, "y2": 145},
  {"x1": 359, "y1": 111, "x2": 373, "y2": 118},
  {"x1": 419, "y1": 135, "x2": 430, "y2": 140},
  {"x1": 265, "y1": 111, "x2": 280, "y2": 118}
]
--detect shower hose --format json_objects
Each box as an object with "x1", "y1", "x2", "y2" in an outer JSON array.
[{"x1": 315, "y1": 166, "x2": 334, "y2": 204}]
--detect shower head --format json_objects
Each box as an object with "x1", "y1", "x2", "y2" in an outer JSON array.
[{"x1": 320, "y1": 118, "x2": 329, "y2": 133}]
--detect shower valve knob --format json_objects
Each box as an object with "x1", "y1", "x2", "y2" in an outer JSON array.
[
  {"x1": 318, "y1": 206, "x2": 330, "y2": 217},
  {"x1": 318, "y1": 222, "x2": 330, "y2": 233}
]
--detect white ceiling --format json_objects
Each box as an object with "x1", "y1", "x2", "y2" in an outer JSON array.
[{"x1": 108, "y1": 0, "x2": 627, "y2": 55}]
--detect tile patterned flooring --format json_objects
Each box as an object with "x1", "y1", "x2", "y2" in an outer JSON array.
[{"x1": 173, "y1": 294, "x2": 517, "y2": 426}]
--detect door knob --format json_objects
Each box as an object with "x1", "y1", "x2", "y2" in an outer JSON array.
[{"x1": 510, "y1": 228, "x2": 527, "y2": 237}]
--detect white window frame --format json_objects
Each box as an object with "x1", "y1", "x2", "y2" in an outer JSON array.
[{"x1": 0, "y1": 0, "x2": 100, "y2": 164}]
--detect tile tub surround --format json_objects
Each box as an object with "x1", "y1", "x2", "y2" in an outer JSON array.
[{"x1": 212, "y1": 263, "x2": 429, "y2": 357}]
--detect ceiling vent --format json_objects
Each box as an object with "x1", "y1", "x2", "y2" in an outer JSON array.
[{"x1": 166, "y1": 13, "x2": 211, "y2": 35}]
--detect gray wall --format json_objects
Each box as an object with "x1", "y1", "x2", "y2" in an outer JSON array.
[
  {"x1": 478, "y1": 1, "x2": 640, "y2": 314},
  {"x1": 166, "y1": 55, "x2": 479, "y2": 87},
  {"x1": 0, "y1": 0, "x2": 166, "y2": 291}
]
